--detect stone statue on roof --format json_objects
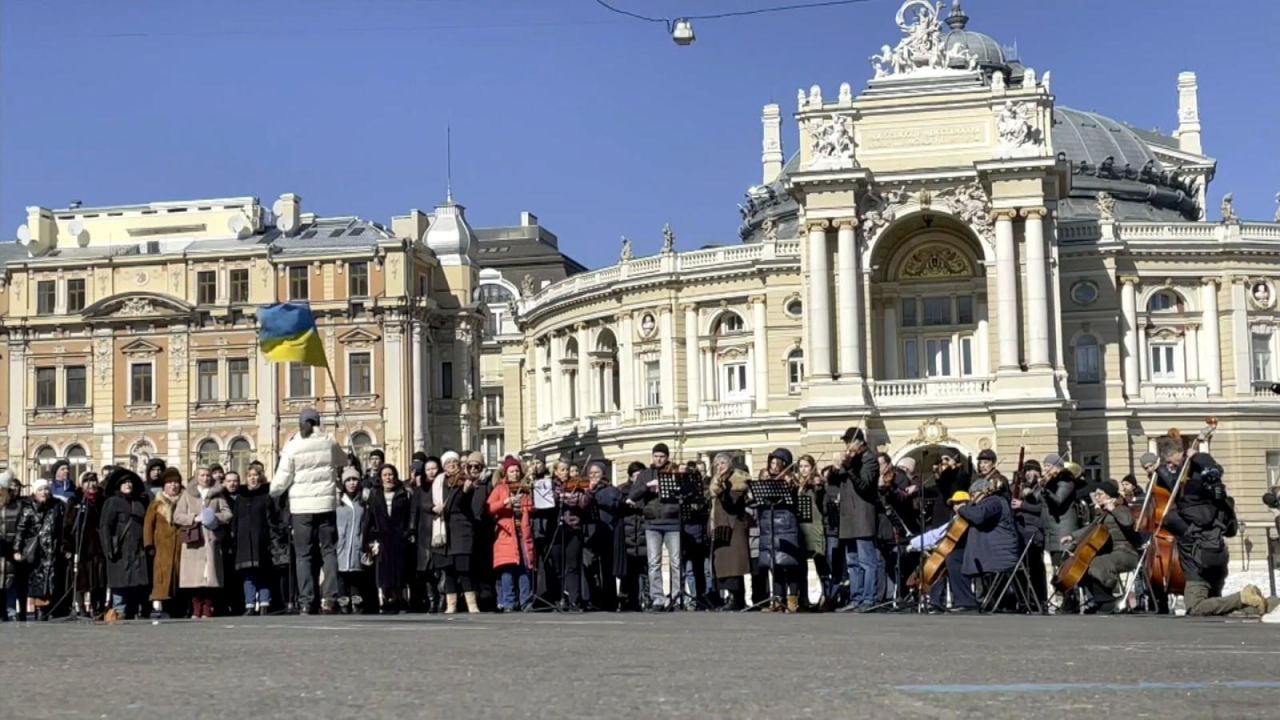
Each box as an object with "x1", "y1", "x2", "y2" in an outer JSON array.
[{"x1": 620, "y1": 236, "x2": 634, "y2": 262}]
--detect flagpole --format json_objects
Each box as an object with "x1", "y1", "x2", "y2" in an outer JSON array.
[{"x1": 323, "y1": 363, "x2": 356, "y2": 458}]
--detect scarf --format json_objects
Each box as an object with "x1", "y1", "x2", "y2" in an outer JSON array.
[{"x1": 430, "y1": 478, "x2": 447, "y2": 549}]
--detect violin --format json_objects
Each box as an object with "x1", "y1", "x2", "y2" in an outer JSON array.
[{"x1": 562, "y1": 477, "x2": 591, "y2": 493}]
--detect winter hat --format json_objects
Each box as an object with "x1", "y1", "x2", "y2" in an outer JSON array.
[
  {"x1": 768, "y1": 448, "x2": 794, "y2": 468},
  {"x1": 1097, "y1": 479, "x2": 1121, "y2": 499},
  {"x1": 1022, "y1": 459, "x2": 1042, "y2": 475},
  {"x1": 0, "y1": 471, "x2": 12, "y2": 491},
  {"x1": 626, "y1": 461, "x2": 646, "y2": 477},
  {"x1": 896, "y1": 457, "x2": 917, "y2": 475},
  {"x1": 160, "y1": 467, "x2": 184, "y2": 486},
  {"x1": 651, "y1": 443, "x2": 670, "y2": 456},
  {"x1": 441, "y1": 451, "x2": 461, "y2": 466},
  {"x1": 1043, "y1": 453, "x2": 1064, "y2": 469},
  {"x1": 342, "y1": 466, "x2": 361, "y2": 482},
  {"x1": 299, "y1": 407, "x2": 321, "y2": 428},
  {"x1": 977, "y1": 449, "x2": 997, "y2": 463},
  {"x1": 1139, "y1": 452, "x2": 1159, "y2": 467},
  {"x1": 466, "y1": 451, "x2": 485, "y2": 467},
  {"x1": 948, "y1": 491, "x2": 971, "y2": 505},
  {"x1": 32, "y1": 478, "x2": 51, "y2": 493},
  {"x1": 841, "y1": 426, "x2": 866, "y2": 444},
  {"x1": 501, "y1": 455, "x2": 522, "y2": 477}
]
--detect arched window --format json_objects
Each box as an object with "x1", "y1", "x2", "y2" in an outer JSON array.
[
  {"x1": 350, "y1": 432, "x2": 374, "y2": 470},
  {"x1": 595, "y1": 329, "x2": 620, "y2": 414},
  {"x1": 563, "y1": 338, "x2": 579, "y2": 417},
  {"x1": 1074, "y1": 334, "x2": 1101, "y2": 384},
  {"x1": 66, "y1": 445, "x2": 89, "y2": 482},
  {"x1": 787, "y1": 349, "x2": 805, "y2": 395},
  {"x1": 714, "y1": 312, "x2": 746, "y2": 336},
  {"x1": 477, "y1": 283, "x2": 514, "y2": 304},
  {"x1": 1147, "y1": 290, "x2": 1183, "y2": 313},
  {"x1": 197, "y1": 439, "x2": 221, "y2": 469},
  {"x1": 35, "y1": 445, "x2": 57, "y2": 481},
  {"x1": 228, "y1": 438, "x2": 253, "y2": 477}
]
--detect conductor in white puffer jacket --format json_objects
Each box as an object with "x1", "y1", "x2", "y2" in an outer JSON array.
[{"x1": 272, "y1": 408, "x2": 347, "y2": 614}]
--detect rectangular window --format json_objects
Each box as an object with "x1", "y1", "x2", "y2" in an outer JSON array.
[
  {"x1": 1252, "y1": 334, "x2": 1272, "y2": 382},
  {"x1": 196, "y1": 271, "x2": 217, "y2": 305},
  {"x1": 644, "y1": 360, "x2": 661, "y2": 407},
  {"x1": 441, "y1": 361, "x2": 454, "y2": 399},
  {"x1": 349, "y1": 352, "x2": 372, "y2": 395},
  {"x1": 787, "y1": 354, "x2": 804, "y2": 395},
  {"x1": 1076, "y1": 340, "x2": 1101, "y2": 384},
  {"x1": 485, "y1": 394, "x2": 503, "y2": 425},
  {"x1": 1082, "y1": 453, "x2": 1104, "y2": 485},
  {"x1": 926, "y1": 338, "x2": 952, "y2": 377},
  {"x1": 901, "y1": 298, "x2": 917, "y2": 327},
  {"x1": 229, "y1": 269, "x2": 250, "y2": 304},
  {"x1": 1267, "y1": 451, "x2": 1280, "y2": 486},
  {"x1": 35, "y1": 367, "x2": 57, "y2": 409},
  {"x1": 289, "y1": 266, "x2": 309, "y2": 301},
  {"x1": 1150, "y1": 345, "x2": 1177, "y2": 380},
  {"x1": 36, "y1": 281, "x2": 56, "y2": 314},
  {"x1": 923, "y1": 297, "x2": 952, "y2": 326},
  {"x1": 197, "y1": 359, "x2": 219, "y2": 402},
  {"x1": 288, "y1": 363, "x2": 312, "y2": 399},
  {"x1": 956, "y1": 296, "x2": 973, "y2": 325},
  {"x1": 227, "y1": 359, "x2": 249, "y2": 401},
  {"x1": 724, "y1": 363, "x2": 748, "y2": 397},
  {"x1": 348, "y1": 262, "x2": 369, "y2": 298},
  {"x1": 67, "y1": 279, "x2": 86, "y2": 312},
  {"x1": 960, "y1": 337, "x2": 973, "y2": 376},
  {"x1": 903, "y1": 339, "x2": 919, "y2": 379},
  {"x1": 130, "y1": 363, "x2": 154, "y2": 405},
  {"x1": 483, "y1": 435, "x2": 504, "y2": 466},
  {"x1": 65, "y1": 366, "x2": 86, "y2": 407}
]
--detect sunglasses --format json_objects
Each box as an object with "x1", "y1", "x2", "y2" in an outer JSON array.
[{"x1": 467, "y1": 463, "x2": 484, "y2": 470}]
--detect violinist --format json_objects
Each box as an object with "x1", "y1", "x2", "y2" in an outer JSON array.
[
  {"x1": 485, "y1": 456, "x2": 535, "y2": 612},
  {"x1": 583, "y1": 461, "x2": 619, "y2": 611},
  {"x1": 709, "y1": 453, "x2": 751, "y2": 611},
  {"x1": 971, "y1": 449, "x2": 1007, "y2": 495},
  {"x1": 465, "y1": 452, "x2": 496, "y2": 612},
  {"x1": 1155, "y1": 437, "x2": 1270, "y2": 618},
  {"x1": 828, "y1": 427, "x2": 883, "y2": 613},
  {"x1": 604, "y1": 461, "x2": 649, "y2": 611},
  {"x1": 436, "y1": 451, "x2": 485, "y2": 614},
  {"x1": 796, "y1": 455, "x2": 832, "y2": 610},
  {"x1": 1058, "y1": 480, "x2": 1138, "y2": 614},
  {"x1": 877, "y1": 454, "x2": 919, "y2": 602},
  {"x1": 755, "y1": 448, "x2": 804, "y2": 612},
  {"x1": 1040, "y1": 454, "x2": 1082, "y2": 611},
  {"x1": 948, "y1": 475, "x2": 1020, "y2": 613},
  {"x1": 550, "y1": 460, "x2": 592, "y2": 612},
  {"x1": 1012, "y1": 460, "x2": 1047, "y2": 607}
]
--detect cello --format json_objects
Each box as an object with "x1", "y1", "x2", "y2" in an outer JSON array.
[
  {"x1": 1135, "y1": 418, "x2": 1218, "y2": 598},
  {"x1": 1052, "y1": 491, "x2": 1114, "y2": 593}
]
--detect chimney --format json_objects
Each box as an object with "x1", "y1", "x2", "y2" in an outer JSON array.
[
  {"x1": 1175, "y1": 71, "x2": 1202, "y2": 156},
  {"x1": 761, "y1": 103, "x2": 784, "y2": 186},
  {"x1": 272, "y1": 193, "x2": 302, "y2": 236},
  {"x1": 520, "y1": 211, "x2": 538, "y2": 227},
  {"x1": 17, "y1": 206, "x2": 56, "y2": 255},
  {"x1": 392, "y1": 209, "x2": 429, "y2": 244}
]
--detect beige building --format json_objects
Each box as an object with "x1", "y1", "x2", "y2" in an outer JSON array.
[
  {"x1": 496, "y1": 1, "x2": 1280, "y2": 559},
  {"x1": 1, "y1": 192, "x2": 485, "y2": 480}
]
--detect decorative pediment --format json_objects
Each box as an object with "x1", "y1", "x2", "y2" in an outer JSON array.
[
  {"x1": 899, "y1": 245, "x2": 972, "y2": 279},
  {"x1": 338, "y1": 327, "x2": 381, "y2": 348},
  {"x1": 120, "y1": 339, "x2": 163, "y2": 357},
  {"x1": 1149, "y1": 326, "x2": 1184, "y2": 341},
  {"x1": 909, "y1": 417, "x2": 955, "y2": 446},
  {"x1": 717, "y1": 347, "x2": 749, "y2": 361},
  {"x1": 81, "y1": 292, "x2": 194, "y2": 321}
]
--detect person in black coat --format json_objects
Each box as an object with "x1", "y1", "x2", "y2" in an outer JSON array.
[
  {"x1": 15, "y1": 480, "x2": 66, "y2": 619},
  {"x1": 756, "y1": 448, "x2": 805, "y2": 612},
  {"x1": 434, "y1": 452, "x2": 486, "y2": 614},
  {"x1": 363, "y1": 464, "x2": 416, "y2": 613},
  {"x1": 947, "y1": 480, "x2": 1021, "y2": 612},
  {"x1": 100, "y1": 471, "x2": 151, "y2": 619},
  {"x1": 1012, "y1": 460, "x2": 1047, "y2": 608},
  {"x1": 828, "y1": 427, "x2": 882, "y2": 612},
  {"x1": 63, "y1": 472, "x2": 108, "y2": 617},
  {"x1": 585, "y1": 462, "x2": 619, "y2": 612},
  {"x1": 144, "y1": 458, "x2": 168, "y2": 500},
  {"x1": 598, "y1": 462, "x2": 647, "y2": 611},
  {"x1": 233, "y1": 471, "x2": 282, "y2": 615},
  {"x1": 410, "y1": 458, "x2": 443, "y2": 613}
]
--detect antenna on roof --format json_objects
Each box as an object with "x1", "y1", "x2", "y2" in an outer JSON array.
[{"x1": 446, "y1": 124, "x2": 454, "y2": 203}]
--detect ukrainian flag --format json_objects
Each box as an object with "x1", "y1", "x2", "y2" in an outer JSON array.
[{"x1": 257, "y1": 303, "x2": 329, "y2": 367}]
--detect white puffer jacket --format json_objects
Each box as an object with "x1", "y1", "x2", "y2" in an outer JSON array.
[{"x1": 271, "y1": 432, "x2": 346, "y2": 515}]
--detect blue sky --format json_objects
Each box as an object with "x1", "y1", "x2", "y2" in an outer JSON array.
[{"x1": 2, "y1": 0, "x2": 1278, "y2": 270}]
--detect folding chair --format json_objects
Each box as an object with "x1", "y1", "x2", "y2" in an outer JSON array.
[{"x1": 979, "y1": 539, "x2": 1043, "y2": 614}]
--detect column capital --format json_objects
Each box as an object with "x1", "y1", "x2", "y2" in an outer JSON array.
[
  {"x1": 1119, "y1": 275, "x2": 1141, "y2": 287},
  {"x1": 749, "y1": 294, "x2": 767, "y2": 305},
  {"x1": 573, "y1": 321, "x2": 588, "y2": 332},
  {"x1": 1020, "y1": 207, "x2": 1049, "y2": 220},
  {"x1": 835, "y1": 218, "x2": 858, "y2": 231},
  {"x1": 806, "y1": 219, "x2": 831, "y2": 232},
  {"x1": 658, "y1": 305, "x2": 673, "y2": 316},
  {"x1": 680, "y1": 303, "x2": 698, "y2": 314},
  {"x1": 1201, "y1": 277, "x2": 1222, "y2": 288},
  {"x1": 991, "y1": 209, "x2": 1018, "y2": 222}
]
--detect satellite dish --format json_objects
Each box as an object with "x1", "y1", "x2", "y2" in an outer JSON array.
[
  {"x1": 16, "y1": 224, "x2": 30, "y2": 244},
  {"x1": 67, "y1": 220, "x2": 89, "y2": 247},
  {"x1": 227, "y1": 214, "x2": 250, "y2": 238}
]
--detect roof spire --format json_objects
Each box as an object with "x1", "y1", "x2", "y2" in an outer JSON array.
[
  {"x1": 446, "y1": 124, "x2": 454, "y2": 204},
  {"x1": 946, "y1": 0, "x2": 969, "y2": 30}
]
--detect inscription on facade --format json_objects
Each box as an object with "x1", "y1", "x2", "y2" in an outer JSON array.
[{"x1": 859, "y1": 123, "x2": 985, "y2": 151}]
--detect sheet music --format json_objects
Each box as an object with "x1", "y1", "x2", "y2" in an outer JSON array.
[{"x1": 533, "y1": 478, "x2": 555, "y2": 510}]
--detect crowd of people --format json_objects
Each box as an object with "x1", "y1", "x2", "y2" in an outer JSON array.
[{"x1": 2, "y1": 410, "x2": 1279, "y2": 624}]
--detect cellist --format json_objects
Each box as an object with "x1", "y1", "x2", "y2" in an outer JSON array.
[
  {"x1": 1058, "y1": 481, "x2": 1139, "y2": 614},
  {"x1": 1154, "y1": 436, "x2": 1271, "y2": 618},
  {"x1": 947, "y1": 474, "x2": 1020, "y2": 613}
]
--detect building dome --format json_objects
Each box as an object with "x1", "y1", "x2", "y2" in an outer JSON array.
[
  {"x1": 424, "y1": 195, "x2": 476, "y2": 264},
  {"x1": 943, "y1": 2, "x2": 1007, "y2": 71}
]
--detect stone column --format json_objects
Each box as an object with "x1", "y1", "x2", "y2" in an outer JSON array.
[
  {"x1": 1202, "y1": 279, "x2": 1222, "y2": 395},
  {"x1": 976, "y1": 302, "x2": 990, "y2": 376},
  {"x1": 411, "y1": 320, "x2": 425, "y2": 450},
  {"x1": 807, "y1": 221, "x2": 833, "y2": 379},
  {"x1": 683, "y1": 304, "x2": 700, "y2": 417},
  {"x1": 994, "y1": 210, "x2": 1020, "y2": 371},
  {"x1": 882, "y1": 301, "x2": 898, "y2": 381},
  {"x1": 751, "y1": 296, "x2": 769, "y2": 412},
  {"x1": 8, "y1": 340, "x2": 27, "y2": 474},
  {"x1": 576, "y1": 323, "x2": 590, "y2": 415},
  {"x1": 1120, "y1": 277, "x2": 1139, "y2": 398},
  {"x1": 836, "y1": 220, "x2": 861, "y2": 378},
  {"x1": 619, "y1": 316, "x2": 635, "y2": 419},
  {"x1": 659, "y1": 307, "x2": 675, "y2": 416},
  {"x1": 1022, "y1": 208, "x2": 1051, "y2": 369},
  {"x1": 549, "y1": 334, "x2": 564, "y2": 421}
]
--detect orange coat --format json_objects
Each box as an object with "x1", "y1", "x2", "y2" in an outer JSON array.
[{"x1": 487, "y1": 483, "x2": 535, "y2": 571}]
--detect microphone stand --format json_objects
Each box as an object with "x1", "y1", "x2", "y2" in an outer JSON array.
[{"x1": 53, "y1": 496, "x2": 95, "y2": 624}]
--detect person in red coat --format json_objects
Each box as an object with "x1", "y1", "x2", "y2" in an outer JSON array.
[{"x1": 487, "y1": 456, "x2": 535, "y2": 612}]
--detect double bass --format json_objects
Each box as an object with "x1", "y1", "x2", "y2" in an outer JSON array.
[{"x1": 1135, "y1": 418, "x2": 1219, "y2": 597}]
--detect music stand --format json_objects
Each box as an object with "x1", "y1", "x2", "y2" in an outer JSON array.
[
  {"x1": 743, "y1": 478, "x2": 793, "y2": 613},
  {"x1": 657, "y1": 472, "x2": 696, "y2": 610},
  {"x1": 530, "y1": 482, "x2": 567, "y2": 613}
]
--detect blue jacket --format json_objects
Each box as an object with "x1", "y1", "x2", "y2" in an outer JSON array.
[
  {"x1": 756, "y1": 505, "x2": 803, "y2": 569},
  {"x1": 957, "y1": 493, "x2": 1020, "y2": 576}
]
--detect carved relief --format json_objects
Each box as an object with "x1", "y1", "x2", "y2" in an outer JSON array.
[
  {"x1": 935, "y1": 182, "x2": 994, "y2": 241},
  {"x1": 994, "y1": 101, "x2": 1044, "y2": 159},
  {"x1": 1250, "y1": 280, "x2": 1275, "y2": 310},
  {"x1": 803, "y1": 114, "x2": 857, "y2": 171},
  {"x1": 170, "y1": 334, "x2": 188, "y2": 366},
  {"x1": 900, "y1": 246, "x2": 970, "y2": 279},
  {"x1": 117, "y1": 297, "x2": 156, "y2": 317},
  {"x1": 1096, "y1": 191, "x2": 1117, "y2": 223}
]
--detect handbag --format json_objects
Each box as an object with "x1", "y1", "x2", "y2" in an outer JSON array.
[
  {"x1": 182, "y1": 524, "x2": 204, "y2": 549},
  {"x1": 20, "y1": 536, "x2": 40, "y2": 565}
]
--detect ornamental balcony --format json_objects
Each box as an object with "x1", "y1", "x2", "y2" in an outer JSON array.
[
  {"x1": 701, "y1": 399, "x2": 755, "y2": 420},
  {"x1": 1137, "y1": 382, "x2": 1210, "y2": 403},
  {"x1": 870, "y1": 377, "x2": 993, "y2": 406}
]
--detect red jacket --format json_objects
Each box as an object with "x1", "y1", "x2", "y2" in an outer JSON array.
[{"x1": 487, "y1": 482, "x2": 535, "y2": 570}]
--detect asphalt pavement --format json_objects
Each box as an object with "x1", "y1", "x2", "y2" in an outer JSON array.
[{"x1": 3, "y1": 612, "x2": 1279, "y2": 719}]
